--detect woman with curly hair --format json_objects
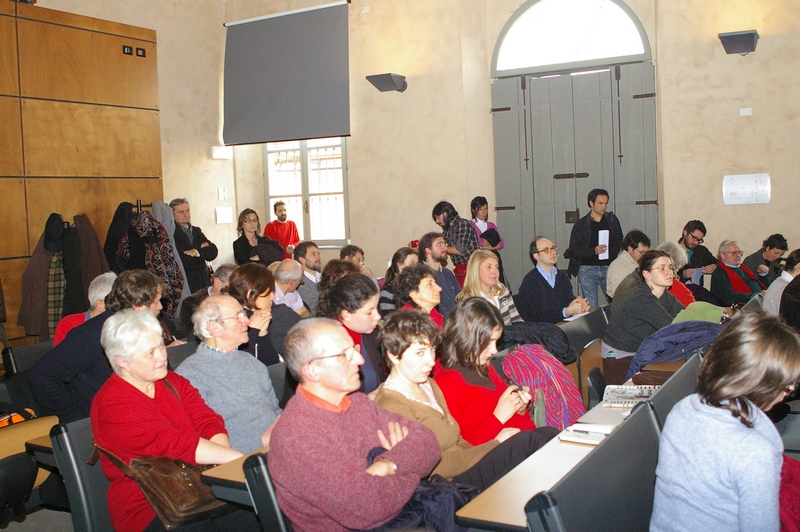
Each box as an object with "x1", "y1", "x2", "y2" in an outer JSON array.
[{"x1": 317, "y1": 273, "x2": 385, "y2": 393}]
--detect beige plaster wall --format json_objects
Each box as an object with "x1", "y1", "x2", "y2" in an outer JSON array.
[
  {"x1": 654, "y1": 0, "x2": 800, "y2": 256},
  {"x1": 35, "y1": 0, "x2": 800, "y2": 276}
]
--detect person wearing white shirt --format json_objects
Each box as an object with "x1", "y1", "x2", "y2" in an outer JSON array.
[
  {"x1": 273, "y1": 259, "x2": 311, "y2": 317},
  {"x1": 763, "y1": 249, "x2": 800, "y2": 315}
]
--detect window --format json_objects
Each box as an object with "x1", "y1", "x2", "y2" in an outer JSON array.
[
  {"x1": 262, "y1": 137, "x2": 349, "y2": 247},
  {"x1": 492, "y1": 0, "x2": 650, "y2": 77}
]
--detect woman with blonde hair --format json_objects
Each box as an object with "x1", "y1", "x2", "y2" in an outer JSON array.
[
  {"x1": 651, "y1": 312, "x2": 800, "y2": 531},
  {"x1": 458, "y1": 249, "x2": 522, "y2": 326}
]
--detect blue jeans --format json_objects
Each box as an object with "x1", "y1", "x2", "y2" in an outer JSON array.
[{"x1": 578, "y1": 265, "x2": 607, "y2": 308}]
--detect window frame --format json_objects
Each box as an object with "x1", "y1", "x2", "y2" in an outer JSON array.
[
  {"x1": 491, "y1": 0, "x2": 651, "y2": 78},
  {"x1": 261, "y1": 137, "x2": 351, "y2": 249}
]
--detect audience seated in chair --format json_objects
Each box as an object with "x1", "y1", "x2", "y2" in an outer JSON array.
[
  {"x1": 29, "y1": 270, "x2": 169, "y2": 423},
  {"x1": 53, "y1": 272, "x2": 116, "y2": 346},
  {"x1": 176, "y1": 295, "x2": 281, "y2": 453},
  {"x1": 268, "y1": 318, "x2": 440, "y2": 531},
  {"x1": 375, "y1": 310, "x2": 557, "y2": 491},
  {"x1": 517, "y1": 237, "x2": 589, "y2": 324},
  {"x1": 175, "y1": 263, "x2": 235, "y2": 340}
]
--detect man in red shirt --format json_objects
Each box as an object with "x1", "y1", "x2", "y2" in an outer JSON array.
[{"x1": 263, "y1": 201, "x2": 301, "y2": 260}]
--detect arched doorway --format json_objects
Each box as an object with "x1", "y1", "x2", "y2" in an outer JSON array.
[{"x1": 491, "y1": 0, "x2": 657, "y2": 293}]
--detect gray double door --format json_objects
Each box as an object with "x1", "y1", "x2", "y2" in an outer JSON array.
[{"x1": 492, "y1": 62, "x2": 658, "y2": 291}]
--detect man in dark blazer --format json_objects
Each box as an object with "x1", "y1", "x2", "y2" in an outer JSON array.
[{"x1": 170, "y1": 198, "x2": 218, "y2": 292}]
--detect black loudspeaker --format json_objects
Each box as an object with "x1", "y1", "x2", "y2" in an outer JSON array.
[
  {"x1": 718, "y1": 30, "x2": 759, "y2": 56},
  {"x1": 366, "y1": 73, "x2": 407, "y2": 93}
]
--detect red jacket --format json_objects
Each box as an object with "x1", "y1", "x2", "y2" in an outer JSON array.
[{"x1": 433, "y1": 364, "x2": 535, "y2": 445}]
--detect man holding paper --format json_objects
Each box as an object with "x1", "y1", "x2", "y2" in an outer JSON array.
[{"x1": 565, "y1": 188, "x2": 623, "y2": 308}]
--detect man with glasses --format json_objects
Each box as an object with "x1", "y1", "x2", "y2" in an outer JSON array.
[
  {"x1": 517, "y1": 236, "x2": 590, "y2": 324},
  {"x1": 176, "y1": 295, "x2": 282, "y2": 453},
  {"x1": 711, "y1": 239, "x2": 767, "y2": 306},
  {"x1": 268, "y1": 318, "x2": 440, "y2": 531},
  {"x1": 676, "y1": 220, "x2": 717, "y2": 286},
  {"x1": 607, "y1": 229, "x2": 651, "y2": 298}
]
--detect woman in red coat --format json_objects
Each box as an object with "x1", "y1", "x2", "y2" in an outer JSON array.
[{"x1": 433, "y1": 298, "x2": 545, "y2": 446}]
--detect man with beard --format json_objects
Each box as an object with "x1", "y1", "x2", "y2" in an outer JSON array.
[
  {"x1": 676, "y1": 220, "x2": 717, "y2": 287},
  {"x1": 295, "y1": 241, "x2": 323, "y2": 314},
  {"x1": 264, "y1": 201, "x2": 301, "y2": 259},
  {"x1": 418, "y1": 232, "x2": 460, "y2": 316},
  {"x1": 431, "y1": 201, "x2": 479, "y2": 288}
]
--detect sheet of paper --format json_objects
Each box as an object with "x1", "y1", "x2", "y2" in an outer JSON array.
[
  {"x1": 691, "y1": 268, "x2": 703, "y2": 285},
  {"x1": 598, "y1": 230, "x2": 610, "y2": 260}
]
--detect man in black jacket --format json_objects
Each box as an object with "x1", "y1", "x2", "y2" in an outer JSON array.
[
  {"x1": 170, "y1": 198, "x2": 218, "y2": 292},
  {"x1": 28, "y1": 270, "x2": 165, "y2": 423},
  {"x1": 564, "y1": 188, "x2": 623, "y2": 308}
]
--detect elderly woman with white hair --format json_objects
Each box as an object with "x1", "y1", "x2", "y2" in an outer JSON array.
[
  {"x1": 657, "y1": 240, "x2": 696, "y2": 307},
  {"x1": 90, "y1": 310, "x2": 258, "y2": 532}
]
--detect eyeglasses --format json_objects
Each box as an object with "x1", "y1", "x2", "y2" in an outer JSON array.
[
  {"x1": 649, "y1": 265, "x2": 677, "y2": 273},
  {"x1": 537, "y1": 246, "x2": 558, "y2": 254},
  {"x1": 633, "y1": 247, "x2": 648, "y2": 255},
  {"x1": 785, "y1": 383, "x2": 797, "y2": 397},
  {"x1": 309, "y1": 344, "x2": 361, "y2": 364},
  {"x1": 687, "y1": 233, "x2": 705, "y2": 244},
  {"x1": 217, "y1": 311, "x2": 247, "y2": 323},
  {"x1": 243, "y1": 217, "x2": 258, "y2": 224},
  {"x1": 724, "y1": 250, "x2": 744, "y2": 257}
]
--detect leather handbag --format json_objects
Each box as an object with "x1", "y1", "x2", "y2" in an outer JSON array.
[
  {"x1": 89, "y1": 380, "x2": 231, "y2": 529},
  {"x1": 91, "y1": 445, "x2": 232, "y2": 530}
]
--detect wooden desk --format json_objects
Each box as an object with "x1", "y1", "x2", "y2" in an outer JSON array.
[
  {"x1": 24, "y1": 428, "x2": 57, "y2": 469},
  {"x1": 456, "y1": 436, "x2": 593, "y2": 530},
  {"x1": 201, "y1": 447, "x2": 266, "y2": 507}
]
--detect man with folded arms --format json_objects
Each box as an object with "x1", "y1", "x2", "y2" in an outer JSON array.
[
  {"x1": 268, "y1": 318, "x2": 440, "y2": 532},
  {"x1": 176, "y1": 295, "x2": 281, "y2": 453}
]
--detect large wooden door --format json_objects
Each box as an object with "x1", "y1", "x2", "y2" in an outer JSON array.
[{"x1": 492, "y1": 63, "x2": 657, "y2": 291}]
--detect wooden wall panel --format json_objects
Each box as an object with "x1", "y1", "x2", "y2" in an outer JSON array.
[
  {"x1": 25, "y1": 177, "x2": 163, "y2": 252},
  {"x1": 0, "y1": 14, "x2": 17, "y2": 96},
  {"x1": 0, "y1": 258, "x2": 30, "y2": 343},
  {"x1": 0, "y1": 1, "x2": 13, "y2": 16},
  {"x1": 0, "y1": 178, "x2": 28, "y2": 258},
  {"x1": 16, "y1": 3, "x2": 155, "y2": 41},
  {"x1": 0, "y1": 96, "x2": 23, "y2": 176},
  {"x1": 18, "y1": 19, "x2": 158, "y2": 109},
  {"x1": 22, "y1": 99, "x2": 162, "y2": 177}
]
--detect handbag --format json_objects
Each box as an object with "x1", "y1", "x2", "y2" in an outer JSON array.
[{"x1": 89, "y1": 380, "x2": 232, "y2": 529}]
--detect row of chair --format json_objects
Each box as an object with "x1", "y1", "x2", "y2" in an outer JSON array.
[{"x1": 525, "y1": 350, "x2": 704, "y2": 532}]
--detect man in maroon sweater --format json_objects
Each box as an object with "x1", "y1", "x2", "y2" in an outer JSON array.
[{"x1": 268, "y1": 318, "x2": 441, "y2": 532}]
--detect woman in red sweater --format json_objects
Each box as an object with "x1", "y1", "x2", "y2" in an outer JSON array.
[
  {"x1": 433, "y1": 298, "x2": 544, "y2": 446},
  {"x1": 91, "y1": 310, "x2": 259, "y2": 532}
]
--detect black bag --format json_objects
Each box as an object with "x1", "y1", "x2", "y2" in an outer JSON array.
[{"x1": 501, "y1": 322, "x2": 577, "y2": 365}]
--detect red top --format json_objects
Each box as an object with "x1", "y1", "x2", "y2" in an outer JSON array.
[
  {"x1": 433, "y1": 363, "x2": 535, "y2": 446},
  {"x1": 670, "y1": 280, "x2": 696, "y2": 307},
  {"x1": 53, "y1": 312, "x2": 88, "y2": 346},
  {"x1": 401, "y1": 302, "x2": 444, "y2": 328},
  {"x1": 91, "y1": 372, "x2": 227, "y2": 532},
  {"x1": 264, "y1": 220, "x2": 300, "y2": 260}
]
